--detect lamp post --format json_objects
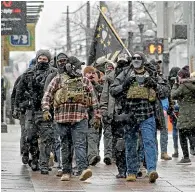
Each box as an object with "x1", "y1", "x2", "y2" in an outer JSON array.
[
  {"x1": 137, "y1": 12, "x2": 146, "y2": 52},
  {"x1": 127, "y1": 20, "x2": 137, "y2": 52}
]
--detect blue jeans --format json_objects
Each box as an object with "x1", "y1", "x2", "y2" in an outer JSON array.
[
  {"x1": 124, "y1": 116, "x2": 157, "y2": 175},
  {"x1": 172, "y1": 121, "x2": 178, "y2": 150},
  {"x1": 57, "y1": 119, "x2": 88, "y2": 174}
]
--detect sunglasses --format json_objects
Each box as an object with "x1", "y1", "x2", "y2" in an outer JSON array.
[
  {"x1": 132, "y1": 56, "x2": 142, "y2": 60},
  {"x1": 58, "y1": 58, "x2": 68, "y2": 63}
]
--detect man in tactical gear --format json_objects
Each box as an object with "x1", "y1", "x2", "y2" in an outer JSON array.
[
  {"x1": 11, "y1": 74, "x2": 29, "y2": 163},
  {"x1": 110, "y1": 52, "x2": 167, "y2": 183},
  {"x1": 83, "y1": 66, "x2": 103, "y2": 166},
  {"x1": 44, "y1": 54, "x2": 84, "y2": 176},
  {"x1": 42, "y1": 58, "x2": 100, "y2": 181},
  {"x1": 100, "y1": 55, "x2": 130, "y2": 178},
  {"x1": 15, "y1": 49, "x2": 57, "y2": 174}
]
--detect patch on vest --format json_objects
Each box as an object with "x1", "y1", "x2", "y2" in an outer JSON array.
[
  {"x1": 54, "y1": 74, "x2": 92, "y2": 106},
  {"x1": 127, "y1": 84, "x2": 156, "y2": 102}
]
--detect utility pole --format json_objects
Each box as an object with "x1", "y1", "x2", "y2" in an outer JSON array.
[
  {"x1": 66, "y1": 6, "x2": 71, "y2": 52},
  {"x1": 162, "y1": 1, "x2": 169, "y2": 77},
  {"x1": 128, "y1": 1, "x2": 133, "y2": 51},
  {"x1": 86, "y1": 1, "x2": 90, "y2": 57}
]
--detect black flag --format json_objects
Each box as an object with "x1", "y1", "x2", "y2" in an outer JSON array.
[{"x1": 87, "y1": 2, "x2": 124, "y2": 67}]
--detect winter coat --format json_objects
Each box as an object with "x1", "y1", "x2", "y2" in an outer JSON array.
[
  {"x1": 171, "y1": 81, "x2": 195, "y2": 130},
  {"x1": 100, "y1": 70, "x2": 116, "y2": 119}
]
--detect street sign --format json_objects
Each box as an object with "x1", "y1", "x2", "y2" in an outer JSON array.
[
  {"x1": 6, "y1": 23, "x2": 35, "y2": 51},
  {"x1": 10, "y1": 31, "x2": 30, "y2": 46},
  {"x1": 1, "y1": 1, "x2": 27, "y2": 35}
]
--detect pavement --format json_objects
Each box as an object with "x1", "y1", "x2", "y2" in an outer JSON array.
[{"x1": 1, "y1": 124, "x2": 195, "y2": 192}]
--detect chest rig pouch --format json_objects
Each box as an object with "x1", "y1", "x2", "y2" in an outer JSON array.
[
  {"x1": 126, "y1": 72, "x2": 156, "y2": 102},
  {"x1": 54, "y1": 74, "x2": 92, "y2": 106}
]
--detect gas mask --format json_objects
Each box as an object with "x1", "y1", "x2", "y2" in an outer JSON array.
[{"x1": 65, "y1": 63, "x2": 82, "y2": 77}]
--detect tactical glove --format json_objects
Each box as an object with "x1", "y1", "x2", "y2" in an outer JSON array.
[
  {"x1": 12, "y1": 108, "x2": 20, "y2": 119},
  {"x1": 93, "y1": 118, "x2": 101, "y2": 130},
  {"x1": 43, "y1": 110, "x2": 52, "y2": 121},
  {"x1": 144, "y1": 77, "x2": 157, "y2": 89},
  {"x1": 122, "y1": 76, "x2": 136, "y2": 90}
]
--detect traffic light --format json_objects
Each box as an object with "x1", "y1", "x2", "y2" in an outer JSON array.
[{"x1": 147, "y1": 42, "x2": 163, "y2": 55}]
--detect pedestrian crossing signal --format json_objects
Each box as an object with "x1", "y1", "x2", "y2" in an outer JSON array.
[{"x1": 148, "y1": 43, "x2": 163, "y2": 55}]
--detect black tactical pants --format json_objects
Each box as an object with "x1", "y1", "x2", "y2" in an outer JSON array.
[
  {"x1": 20, "y1": 113, "x2": 28, "y2": 155},
  {"x1": 112, "y1": 121, "x2": 126, "y2": 175},
  {"x1": 26, "y1": 110, "x2": 54, "y2": 169}
]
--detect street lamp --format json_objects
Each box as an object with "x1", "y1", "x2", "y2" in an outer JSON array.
[
  {"x1": 127, "y1": 20, "x2": 137, "y2": 51},
  {"x1": 137, "y1": 12, "x2": 146, "y2": 51}
]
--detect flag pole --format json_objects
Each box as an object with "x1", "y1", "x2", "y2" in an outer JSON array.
[{"x1": 98, "y1": 6, "x2": 133, "y2": 57}]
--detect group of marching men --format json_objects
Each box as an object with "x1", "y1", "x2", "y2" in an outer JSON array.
[{"x1": 11, "y1": 49, "x2": 195, "y2": 183}]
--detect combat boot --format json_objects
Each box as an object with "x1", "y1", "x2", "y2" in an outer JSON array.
[
  {"x1": 172, "y1": 148, "x2": 179, "y2": 158},
  {"x1": 22, "y1": 153, "x2": 29, "y2": 164},
  {"x1": 41, "y1": 167, "x2": 49, "y2": 175},
  {"x1": 31, "y1": 158, "x2": 39, "y2": 171},
  {"x1": 161, "y1": 152, "x2": 172, "y2": 160}
]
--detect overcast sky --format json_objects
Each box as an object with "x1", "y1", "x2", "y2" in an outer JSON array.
[{"x1": 36, "y1": 0, "x2": 92, "y2": 50}]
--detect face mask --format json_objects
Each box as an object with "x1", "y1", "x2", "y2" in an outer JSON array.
[
  {"x1": 132, "y1": 60, "x2": 142, "y2": 69},
  {"x1": 37, "y1": 62, "x2": 49, "y2": 70}
]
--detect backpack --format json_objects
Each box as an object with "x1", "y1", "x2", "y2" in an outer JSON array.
[{"x1": 54, "y1": 73, "x2": 92, "y2": 107}]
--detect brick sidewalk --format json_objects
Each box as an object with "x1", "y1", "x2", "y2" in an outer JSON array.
[{"x1": 1, "y1": 125, "x2": 195, "y2": 192}]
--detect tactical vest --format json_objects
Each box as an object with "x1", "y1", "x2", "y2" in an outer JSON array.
[
  {"x1": 127, "y1": 83, "x2": 156, "y2": 102},
  {"x1": 54, "y1": 74, "x2": 92, "y2": 107}
]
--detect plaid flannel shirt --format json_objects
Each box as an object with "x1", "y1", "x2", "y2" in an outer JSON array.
[{"x1": 42, "y1": 74, "x2": 99, "y2": 123}]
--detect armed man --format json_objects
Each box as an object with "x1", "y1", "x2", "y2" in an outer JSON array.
[
  {"x1": 42, "y1": 53, "x2": 101, "y2": 181},
  {"x1": 100, "y1": 54, "x2": 131, "y2": 178},
  {"x1": 109, "y1": 52, "x2": 167, "y2": 183},
  {"x1": 15, "y1": 49, "x2": 57, "y2": 174}
]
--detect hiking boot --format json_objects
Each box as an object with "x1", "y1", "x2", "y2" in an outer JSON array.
[
  {"x1": 116, "y1": 173, "x2": 126, "y2": 178},
  {"x1": 161, "y1": 152, "x2": 172, "y2": 160},
  {"x1": 89, "y1": 156, "x2": 101, "y2": 166},
  {"x1": 41, "y1": 168, "x2": 49, "y2": 175},
  {"x1": 56, "y1": 169, "x2": 63, "y2": 177},
  {"x1": 190, "y1": 148, "x2": 195, "y2": 156},
  {"x1": 61, "y1": 174, "x2": 71, "y2": 181},
  {"x1": 126, "y1": 174, "x2": 136, "y2": 182},
  {"x1": 176, "y1": 158, "x2": 191, "y2": 165},
  {"x1": 22, "y1": 154, "x2": 29, "y2": 164},
  {"x1": 148, "y1": 171, "x2": 158, "y2": 183},
  {"x1": 103, "y1": 157, "x2": 112, "y2": 165},
  {"x1": 79, "y1": 169, "x2": 92, "y2": 181}
]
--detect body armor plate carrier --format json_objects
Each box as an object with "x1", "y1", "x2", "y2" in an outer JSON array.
[
  {"x1": 127, "y1": 83, "x2": 156, "y2": 102},
  {"x1": 54, "y1": 74, "x2": 92, "y2": 107}
]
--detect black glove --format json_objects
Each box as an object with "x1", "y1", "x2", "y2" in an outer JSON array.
[
  {"x1": 144, "y1": 77, "x2": 157, "y2": 89},
  {"x1": 122, "y1": 76, "x2": 136, "y2": 90}
]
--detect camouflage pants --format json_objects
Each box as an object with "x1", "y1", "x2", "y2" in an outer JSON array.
[
  {"x1": 102, "y1": 118, "x2": 113, "y2": 159},
  {"x1": 25, "y1": 110, "x2": 54, "y2": 169},
  {"x1": 160, "y1": 113, "x2": 168, "y2": 153},
  {"x1": 87, "y1": 118, "x2": 102, "y2": 163}
]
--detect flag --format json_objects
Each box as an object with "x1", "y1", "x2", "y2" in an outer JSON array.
[{"x1": 87, "y1": 1, "x2": 124, "y2": 69}]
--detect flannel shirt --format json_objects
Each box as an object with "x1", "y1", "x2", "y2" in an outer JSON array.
[
  {"x1": 42, "y1": 74, "x2": 99, "y2": 123},
  {"x1": 126, "y1": 99, "x2": 155, "y2": 124}
]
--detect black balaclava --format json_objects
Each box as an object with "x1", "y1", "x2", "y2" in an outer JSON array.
[
  {"x1": 56, "y1": 53, "x2": 69, "y2": 74},
  {"x1": 36, "y1": 49, "x2": 51, "y2": 70}
]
